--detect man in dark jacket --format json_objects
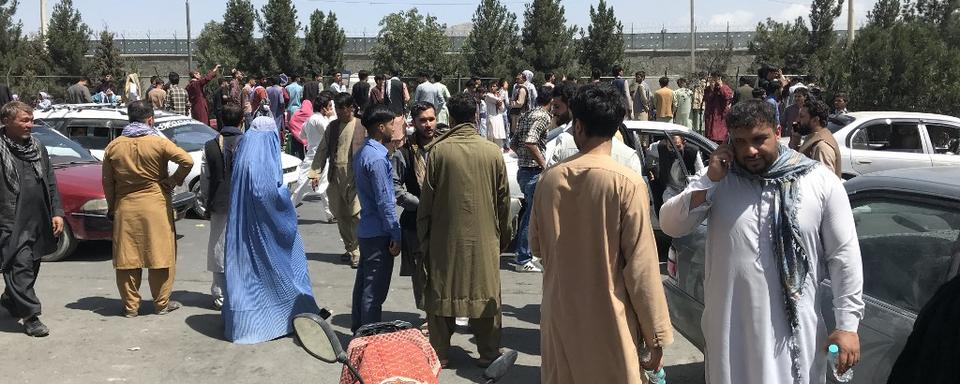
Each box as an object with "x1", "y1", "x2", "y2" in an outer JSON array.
[
  {"x1": 200, "y1": 103, "x2": 244, "y2": 310},
  {"x1": 0, "y1": 101, "x2": 64, "y2": 337},
  {"x1": 391, "y1": 101, "x2": 436, "y2": 311}
]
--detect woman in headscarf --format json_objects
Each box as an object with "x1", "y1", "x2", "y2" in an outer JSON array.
[{"x1": 222, "y1": 116, "x2": 321, "y2": 344}]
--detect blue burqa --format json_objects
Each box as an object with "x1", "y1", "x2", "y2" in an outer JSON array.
[{"x1": 223, "y1": 116, "x2": 320, "y2": 344}]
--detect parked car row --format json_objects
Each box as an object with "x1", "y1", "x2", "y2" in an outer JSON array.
[
  {"x1": 32, "y1": 125, "x2": 195, "y2": 261},
  {"x1": 34, "y1": 104, "x2": 304, "y2": 218}
]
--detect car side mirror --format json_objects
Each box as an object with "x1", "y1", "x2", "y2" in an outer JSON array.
[{"x1": 292, "y1": 313, "x2": 347, "y2": 364}]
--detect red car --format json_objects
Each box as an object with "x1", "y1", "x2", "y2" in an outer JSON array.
[{"x1": 32, "y1": 126, "x2": 194, "y2": 261}]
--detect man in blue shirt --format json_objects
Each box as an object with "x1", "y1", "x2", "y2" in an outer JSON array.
[{"x1": 351, "y1": 104, "x2": 402, "y2": 334}]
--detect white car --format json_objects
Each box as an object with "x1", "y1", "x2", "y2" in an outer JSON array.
[
  {"x1": 829, "y1": 112, "x2": 960, "y2": 179},
  {"x1": 34, "y1": 104, "x2": 303, "y2": 217}
]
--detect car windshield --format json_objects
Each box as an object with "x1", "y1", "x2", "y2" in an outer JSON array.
[
  {"x1": 827, "y1": 114, "x2": 855, "y2": 133},
  {"x1": 31, "y1": 126, "x2": 99, "y2": 165},
  {"x1": 156, "y1": 119, "x2": 217, "y2": 152}
]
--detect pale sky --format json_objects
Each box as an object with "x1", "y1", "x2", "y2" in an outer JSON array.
[{"x1": 13, "y1": 0, "x2": 877, "y2": 38}]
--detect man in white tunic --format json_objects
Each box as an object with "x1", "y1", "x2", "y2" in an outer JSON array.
[
  {"x1": 291, "y1": 91, "x2": 335, "y2": 223},
  {"x1": 660, "y1": 99, "x2": 864, "y2": 384},
  {"x1": 545, "y1": 82, "x2": 644, "y2": 175}
]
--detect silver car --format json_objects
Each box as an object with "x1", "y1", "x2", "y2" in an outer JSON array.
[
  {"x1": 662, "y1": 166, "x2": 960, "y2": 383},
  {"x1": 830, "y1": 112, "x2": 960, "y2": 179}
]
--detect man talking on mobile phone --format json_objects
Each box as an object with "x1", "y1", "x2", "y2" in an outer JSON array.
[{"x1": 660, "y1": 99, "x2": 864, "y2": 384}]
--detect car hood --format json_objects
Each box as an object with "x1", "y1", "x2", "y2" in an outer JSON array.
[
  {"x1": 53, "y1": 163, "x2": 106, "y2": 198},
  {"x1": 280, "y1": 153, "x2": 303, "y2": 171}
]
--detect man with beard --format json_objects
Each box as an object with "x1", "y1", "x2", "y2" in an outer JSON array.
[
  {"x1": 186, "y1": 65, "x2": 221, "y2": 126},
  {"x1": 660, "y1": 100, "x2": 863, "y2": 384},
  {"x1": 796, "y1": 99, "x2": 841, "y2": 177},
  {"x1": 0, "y1": 101, "x2": 64, "y2": 337},
  {"x1": 392, "y1": 101, "x2": 437, "y2": 311},
  {"x1": 546, "y1": 82, "x2": 644, "y2": 175}
]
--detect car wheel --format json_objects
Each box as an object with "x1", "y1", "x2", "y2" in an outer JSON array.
[
  {"x1": 190, "y1": 180, "x2": 209, "y2": 219},
  {"x1": 41, "y1": 222, "x2": 78, "y2": 262}
]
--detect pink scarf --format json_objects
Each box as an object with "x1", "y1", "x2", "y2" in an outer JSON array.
[{"x1": 288, "y1": 99, "x2": 313, "y2": 144}]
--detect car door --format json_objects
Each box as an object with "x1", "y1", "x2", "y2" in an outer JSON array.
[
  {"x1": 921, "y1": 122, "x2": 960, "y2": 167},
  {"x1": 847, "y1": 120, "x2": 931, "y2": 175},
  {"x1": 819, "y1": 191, "x2": 960, "y2": 383}
]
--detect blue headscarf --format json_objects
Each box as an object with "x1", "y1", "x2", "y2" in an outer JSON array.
[{"x1": 222, "y1": 116, "x2": 320, "y2": 344}]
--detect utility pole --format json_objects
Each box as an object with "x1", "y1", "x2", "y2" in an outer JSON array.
[
  {"x1": 186, "y1": 0, "x2": 193, "y2": 71},
  {"x1": 690, "y1": 0, "x2": 695, "y2": 75},
  {"x1": 847, "y1": 0, "x2": 854, "y2": 44},
  {"x1": 40, "y1": 0, "x2": 49, "y2": 37}
]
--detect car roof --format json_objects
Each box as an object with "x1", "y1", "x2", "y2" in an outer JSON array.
[
  {"x1": 845, "y1": 166, "x2": 960, "y2": 201},
  {"x1": 623, "y1": 120, "x2": 692, "y2": 132},
  {"x1": 844, "y1": 111, "x2": 960, "y2": 124},
  {"x1": 36, "y1": 104, "x2": 196, "y2": 123}
]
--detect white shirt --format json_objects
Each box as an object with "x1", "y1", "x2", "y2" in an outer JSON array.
[
  {"x1": 546, "y1": 124, "x2": 644, "y2": 175},
  {"x1": 659, "y1": 165, "x2": 864, "y2": 384}
]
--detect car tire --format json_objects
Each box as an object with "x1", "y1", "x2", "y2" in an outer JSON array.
[
  {"x1": 190, "y1": 180, "x2": 209, "y2": 219},
  {"x1": 41, "y1": 222, "x2": 78, "y2": 262}
]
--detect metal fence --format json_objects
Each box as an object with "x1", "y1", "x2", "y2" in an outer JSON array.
[{"x1": 86, "y1": 31, "x2": 765, "y2": 56}]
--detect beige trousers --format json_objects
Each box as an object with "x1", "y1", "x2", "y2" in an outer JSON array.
[
  {"x1": 327, "y1": 165, "x2": 360, "y2": 262},
  {"x1": 116, "y1": 266, "x2": 175, "y2": 314}
]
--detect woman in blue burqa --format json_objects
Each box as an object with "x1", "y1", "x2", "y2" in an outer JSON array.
[{"x1": 223, "y1": 116, "x2": 320, "y2": 344}]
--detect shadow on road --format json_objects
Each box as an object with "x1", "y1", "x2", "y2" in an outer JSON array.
[
  {"x1": 62, "y1": 240, "x2": 112, "y2": 262},
  {"x1": 328, "y1": 311, "x2": 423, "y2": 331},
  {"x1": 297, "y1": 219, "x2": 335, "y2": 225},
  {"x1": 0, "y1": 315, "x2": 24, "y2": 334},
  {"x1": 185, "y1": 314, "x2": 226, "y2": 341},
  {"x1": 65, "y1": 296, "x2": 123, "y2": 317},
  {"x1": 306, "y1": 252, "x2": 349, "y2": 266},
  {"x1": 171, "y1": 290, "x2": 214, "y2": 310},
  {"x1": 666, "y1": 361, "x2": 705, "y2": 383},
  {"x1": 500, "y1": 326, "x2": 540, "y2": 356},
  {"x1": 501, "y1": 303, "x2": 540, "y2": 326}
]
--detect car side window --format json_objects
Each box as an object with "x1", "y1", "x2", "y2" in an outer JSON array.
[
  {"x1": 851, "y1": 196, "x2": 960, "y2": 313},
  {"x1": 851, "y1": 121, "x2": 923, "y2": 153},
  {"x1": 924, "y1": 123, "x2": 960, "y2": 155},
  {"x1": 65, "y1": 119, "x2": 113, "y2": 150}
]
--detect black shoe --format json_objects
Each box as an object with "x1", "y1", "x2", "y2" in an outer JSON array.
[
  {"x1": 156, "y1": 301, "x2": 182, "y2": 315},
  {"x1": 24, "y1": 317, "x2": 49, "y2": 337}
]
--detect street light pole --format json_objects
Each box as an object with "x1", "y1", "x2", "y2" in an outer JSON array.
[
  {"x1": 186, "y1": 0, "x2": 193, "y2": 71},
  {"x1": 690, "y1": 0, "x2": 695, "y2": 75},
  {"x1": 847, "y1": 0, "x2": 854, "y2": 44}
]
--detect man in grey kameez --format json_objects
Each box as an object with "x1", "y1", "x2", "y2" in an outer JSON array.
[{"x1": 660, "y1": 100, "x2": 864, "y2": 384}]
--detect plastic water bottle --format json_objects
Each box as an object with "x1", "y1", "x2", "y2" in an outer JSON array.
[
  {"x1": 828, "y1": 344, "x2": 854, "y2": 382},
  {"x1": 643, "y1": 368, "x2": 667, "y2": 384}
]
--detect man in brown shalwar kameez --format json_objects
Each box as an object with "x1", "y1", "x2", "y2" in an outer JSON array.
[
  {"x1": 102, "y1": 101, "x2": 194, "y2": 317},
  {"x1": 417, "y1": 93, "x2": 512, "y2": 368},
  {"x1": 531, "y1": 83, "x2": 674, "y2": 383}
]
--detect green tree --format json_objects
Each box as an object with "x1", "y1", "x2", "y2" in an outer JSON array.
[
  {"x1": 195, "y1": 21, "x2": 237, "y2": 72},
  {"x1": 11, "y1": 34, "x2": 55, "y2": 102},
  {"x1": 222, "y1": 0, "x2": 260, "y2": 74},
  {"x1": 578, "y1": 0, "x2": 624, "y2": 75},
  {"x1": 372, "y1": 8, "x2": 451, "y2": 77},
  {"x1": 868, "y1": 0, "x2": 902, "y2": 28},
  {"x1": 88, "y1": 30, "x2": 126, "y2": 87},
  {"x1": 697, "y1": 31, "x2": 734, "y2": 76},
  {"x1": 257, "y1": 0, "x2": 301, "y2": 74},
  {"x1": 47, "y1": 0, "x2": 90, "y2": 80},
  {"x1": 0, "y1": 0, "x2": 22, "y2": 78},
  {"x1": 748, "y1": 17, "x2": 810, "y2": 74},
  {"x1": 461, "y1": 0, "x2": 521, "y2": 78},
  {"x1": 302, "y1": 11, "x2": 326, "y2": 77},
  {"x1": 808, "y1": 0, "x2": 843, "y2": 54},
  {"x1": 519, "y1": 0, "x2": 577, "y2": 77},
  {"x1": 318, "y1": 12, "x2": 346, "y2": 73}
]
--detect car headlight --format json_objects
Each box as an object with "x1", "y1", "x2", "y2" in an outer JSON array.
[{"x1": 80, "y1": 198, "x2": 109, "y2": 216}]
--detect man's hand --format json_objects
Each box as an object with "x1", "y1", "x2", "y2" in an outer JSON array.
[
  {"x1": 640, "y1": 346, "x2": 664, "y2": 371},
  {"x1": 388, "y1": 240, "x2": 401, "y2": 257},
  {"x1": 827, "y1": 330, "x2": 860, "y2": 375},
  {"x1": 707, "y1": 144, "x2": 734, "y2": 182},
  {"x1": 213, "y1": 64, "x2": 222, "y2": 72},
  {"x1": 310, "y1": 177, "x2": 320, "y2": 191},
  {"x1": 51, "y1": 216, "x2": 64, "y2": 237}
]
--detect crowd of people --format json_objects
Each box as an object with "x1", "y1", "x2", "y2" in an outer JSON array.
[{"x1": 2, "y1": 58, "x2": 881, "y2": 384}]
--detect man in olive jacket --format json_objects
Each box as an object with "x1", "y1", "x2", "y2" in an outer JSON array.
[{"x1": 417, "y1": 92, "x2": 512, "y2": 367}]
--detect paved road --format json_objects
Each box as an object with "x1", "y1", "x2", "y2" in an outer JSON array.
[{"x1": 0, "y1": 196, "x2": 705, "y2": 383}]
